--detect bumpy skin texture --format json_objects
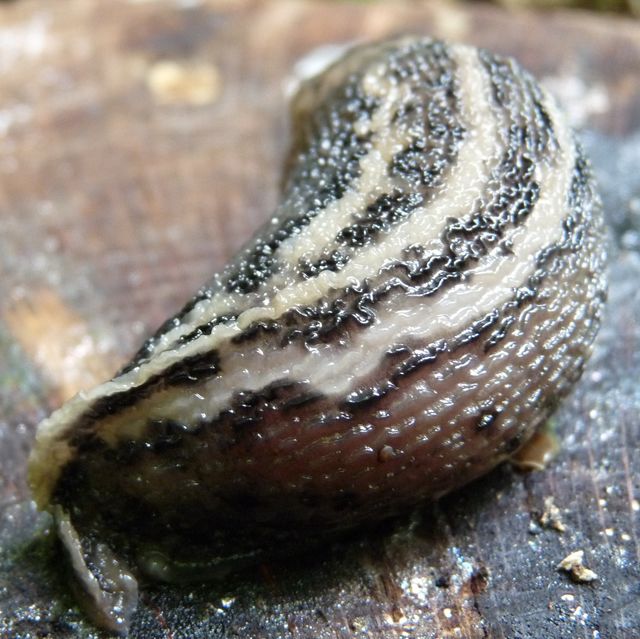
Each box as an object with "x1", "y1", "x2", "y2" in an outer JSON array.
[{"x1": 28, "y1": 37, "x2": 607, "y2": 634}]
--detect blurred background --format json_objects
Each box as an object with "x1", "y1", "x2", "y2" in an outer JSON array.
[{"x1": 490, "y1": 0, "x2": 639, "y2": 14}]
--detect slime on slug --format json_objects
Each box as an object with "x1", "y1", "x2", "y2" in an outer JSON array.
[{"x1": 28, "y1": 36, "x2": 607, "y2": 634}]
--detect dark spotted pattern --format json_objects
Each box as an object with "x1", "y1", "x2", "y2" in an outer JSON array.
[
  {"x1": 224, "y1": 97, "x2": 376, "y2": 295},
  {"x1": 295, "y1": 41, "x2": 466, "y2": 279},
  {"x1": 336, "y1": 191, "x2": 424, "y2": 248},
  {"x1": 388, "y1": 42, "x2": 466, "y2": 190}
]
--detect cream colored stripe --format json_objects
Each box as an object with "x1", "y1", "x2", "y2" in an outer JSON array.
[
  {"x1": 138, "y1": 41, "x2": 500, "y2": 356},
  {"x1": 275, "y1": 64, "x2": 414, "y2": 266}
]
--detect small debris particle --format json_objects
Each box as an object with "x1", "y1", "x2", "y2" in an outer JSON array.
[
  {"x1": 434, "y1": 573, "x2": 450, "y2": 588},
  {"x1": 540, "y1": 496, "x2": 566, "y2": 532},
  {"x1": 557, "y1": 550, "x2": 598, "y2": 583},
  {"x1": 349, "y1": 617, "x2": 368, "y2": 632},
  {"x1": 561, "y1": 593, "x2": 575, "y2": 602},
  {"x1": 469, "y1": 565, "x2": 490, "y2": 594},
  {"x1": 384, "y1": 607, "x2": 406, "y2": 625},
  {"x1": 510, "y1": 427, "x2": 559, "y2": 471},
  {"x1": 147, "y1": 60, "x2": 221, "y2": 105},
  {"x1": 378, "y1": 444, "x2": 397, "y2": 462},
  {"x1": 443, "y1": 608, "x2": 453, "y2": 619}
]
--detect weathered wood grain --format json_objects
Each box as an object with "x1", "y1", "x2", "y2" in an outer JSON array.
[{"x1": 0, "y1": 1, "x2": 639, "y2": 638}]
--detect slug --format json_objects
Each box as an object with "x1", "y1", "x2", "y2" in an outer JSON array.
[{"x1": 28, "y1": 36, "x2": 607, "y2": 635}]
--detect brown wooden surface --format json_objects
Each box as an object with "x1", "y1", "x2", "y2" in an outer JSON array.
[{"x1": 1, "y1": 1, "x2": 639, "y2": 638}]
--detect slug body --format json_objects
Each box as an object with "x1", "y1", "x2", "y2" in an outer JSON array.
[{"x1": 29, "y1": 37, "x2": 606, "y2": 634}]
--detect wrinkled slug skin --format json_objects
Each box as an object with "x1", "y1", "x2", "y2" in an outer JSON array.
[{"x1": 28, "y1": 37, "x2": 606, "y2": 633}]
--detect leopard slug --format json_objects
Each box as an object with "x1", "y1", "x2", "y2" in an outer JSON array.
[{"x1": 28, "y1": 37, "x2": 607, "y2": 634}]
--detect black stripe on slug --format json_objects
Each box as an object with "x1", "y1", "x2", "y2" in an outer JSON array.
[
  {"x1": 120, "y1": 288, "x2": 225, "y2": 373},
  {"x1": 295, "y1": 40, "x2": 465, "y2": 280},
  {"x1": 385, "y1": 41, "x2": 465, "y2": 190},
  {"x1": 479, "y1": 48, "x2": 557, "y2": 161},
  {"x1": 387, "y1": 43, "x2": 465, "y2": 190},
  {"x1": 481, "y1": 175, "x2": 596, "y2": 355},
  {"x1": 479, "y1": 147, "x2": 604, "y2": 355},
  {"x1": 68, "y1": 378, "x2": 329, "y2": 469},
  {"x1": 343, "y1": 381, "x2": 398, "y2": 408},
  {"x1": 174, "y1": 314, "x2": 238, "y2": 347},
  {"x1": 568, "y1": 141, "x2": 597, "y2": 213},
  {"x1": 298, "y1": 249, "x2": 350, "y2": 280},
  {"x1": 335, "y1": 191, "x2": 424, "y2": 249},
  {"x1": 270, "y1": 147, "x2": 542, "y2": 349},
  {"x1": 70, "y1": 349, "x2": 221, "y2": 442},
  {"x1": 223, "y1": 85, "x2": 378, "y2": 295},
  {"x1": 485, "y1": 155, "x2": 601, "y2": 355}
]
